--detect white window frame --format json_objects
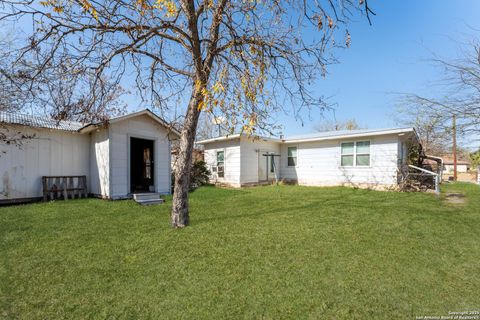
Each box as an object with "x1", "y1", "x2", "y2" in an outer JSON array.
[
  {"x1": 287, "y1": 146, "x2": 298, "y2": 167},
  {"x1": 216, "y1": 149, "x2": 225, "y2": 178},
  {"x1": 340, "y1": 140, "x2": 371, "y2": 167}
]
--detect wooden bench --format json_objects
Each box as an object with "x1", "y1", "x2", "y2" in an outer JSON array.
[{"x1": 42, "y1": 176, "x2": 87, "y2": 201}]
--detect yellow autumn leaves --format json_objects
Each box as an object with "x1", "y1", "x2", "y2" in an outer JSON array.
[
  {"x1": 155, "y1": 0, "x2": 177, "y2": 17},
  {"x1": 135, "y1": 0, "x2": 177, "y2": 17},
  {"x1": 39, "y1": 0, "x2": 177, "y2": 19},
  {"x1": 39, "y1": 0, "x2": 98, "y2": 19},
  {"x1": 196, "y1": 80, "x2": 225, "y2": 112}
]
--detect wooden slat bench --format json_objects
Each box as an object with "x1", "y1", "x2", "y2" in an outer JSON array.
[{"x1": 42, "y1": 176, "x2": 87, "y2": 201}]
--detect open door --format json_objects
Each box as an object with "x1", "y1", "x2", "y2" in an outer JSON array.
[
  {"x1": 258, "y1": 152, "x2": 278, "y2": 182},
  {"x1": 130, "y1": 137, "x2": 154, "y2": 193}
]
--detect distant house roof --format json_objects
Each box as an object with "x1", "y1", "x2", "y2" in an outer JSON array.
[
  {"x1": 0, "y1": 111, "x2": 85, "y2": 132},
  {"x1": 197, "y1": 127, "x2": 418, "y2": 145},
  {"x1": 0, "y1": 109, "x2": 180, "y2": 136},
  {"x1": 443, "y1": 159, "x2": 470, "y2": 165}
]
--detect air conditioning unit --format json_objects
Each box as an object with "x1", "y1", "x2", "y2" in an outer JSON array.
[{"x1": 211, "y1": 165, "x2": 224, "y2": 179}]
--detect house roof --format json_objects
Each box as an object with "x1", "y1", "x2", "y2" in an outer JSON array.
[
  {"x1": 443, "y1": 159, "x2": 471, "y2": 165},
  {"x1": 197, "y1": 127, "x2": 418, "y2": 145},
  {"x1": 0, "y1": 109, "x2": 180, "y2": 136},
  {"x1": 111, "y1": 109, "x2": 180, "y2": 136},
  {"x1": 284, "y1": 127, "x2": 417, "y2": 143},
  {"x1": 0, "y1": 111, "x2": 85, "y2": 132},
  {"x1": 197, "y1": 133, "x2": 282, "y2": 144}
]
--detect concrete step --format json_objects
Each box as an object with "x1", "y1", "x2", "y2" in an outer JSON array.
[
  {"x1": 133, "y1": 193, "x2": 161, "y2": 201},
  {"x1": 136, "y1": 198, "x2": 165, "y2": 206}
]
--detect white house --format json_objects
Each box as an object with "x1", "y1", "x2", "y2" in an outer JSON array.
[
  {"x1": 198, "y1": 128, "x2": 419, "y2": 189},
  {"x1": 442, "y1": 159, "x2": 470, "y2": 174},
  {"x1": 0, "y1": 109, "x2": 179, "y2": 203}
]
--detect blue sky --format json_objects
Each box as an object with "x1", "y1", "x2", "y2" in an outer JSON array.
[
  {"x1": 276, "y1": 0, "x2": 480, "y2": 136},
  {"x1": 4, "y1": 0, "x2": 479, "y2": 145}
]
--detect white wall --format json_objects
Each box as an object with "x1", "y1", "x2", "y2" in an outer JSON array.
[
  {"x1": 279, "y1": 134, "x2": 400, "y2": 187},
  {"x1": 109, "y1": 114, "x2": 171, "y2": 198},
  {"x1": 444, "y1": 164, "x2": 468, "y2": 173},
  {"x1": 0, "y1": 125, "x2": 90, "y2": 200},
  {"x1": 203, "y1": 139, "x2": 241, "y2": 186},
  {"x1": 89, "y1": 128, "x2": 110, "y2": 197},
  {"x1": 240, "y1": 137, "x2": 280, "y2": 184}
]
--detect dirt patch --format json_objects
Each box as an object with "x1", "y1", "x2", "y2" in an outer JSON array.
[
  {"x1": 444, "y1": 172, "x2": 477, "y2": 183},
  {"x1": 444, "y1": 193, "x2": 467, "y2": 205}
]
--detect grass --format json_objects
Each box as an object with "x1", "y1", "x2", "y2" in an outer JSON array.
[{"x1": 1, "y1": 183, "x2": 480, "y2": 319}]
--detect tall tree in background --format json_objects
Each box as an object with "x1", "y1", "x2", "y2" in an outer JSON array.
[
  {"x1": 395, "y1": 104, "x2": 450, "y2": 155},
  {"x1": 314, "y1": 118, "x2": 362, "y2": 132},
  {"x1": 399, "y1": 39, "x2": 480, "y2": 155},
  {"x1": 0, "y1": 0, "x2": 375, "y2": 227}
]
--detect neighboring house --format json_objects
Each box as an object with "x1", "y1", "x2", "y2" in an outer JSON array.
[
  {"x1": 198, "y1": 128, "x2": 419, "y2": 189},
  {"x1": 442, "y1": 158, "x2": 471, "y2": 173},
  {"x1": 0, "y1": 109, "x2": 179, "y2": 203}
]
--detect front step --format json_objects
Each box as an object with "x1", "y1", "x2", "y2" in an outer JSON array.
[
  {"x1": 136, "y1": 198, "x2": 165, "y2": 206},
  {"x1": 132, "y1": 193, "x2": 164, "y2": 205},
  {"x1": 133, "y1": 193, "x2": 161, "y2": 201}
]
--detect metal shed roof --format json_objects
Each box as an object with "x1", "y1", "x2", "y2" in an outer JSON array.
[
  {"x1": 0, "y1": 111, "x2": 85, "y2": 132},
  {"x1": 0, "y1": 109, "x2": 179, "y2": 136}
]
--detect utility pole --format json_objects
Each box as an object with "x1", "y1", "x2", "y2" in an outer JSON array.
[{"x1": 452, "y1": 114, "x2": 457, "y2": 181}]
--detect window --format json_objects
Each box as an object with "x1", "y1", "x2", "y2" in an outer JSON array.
[
  {"x1": 287, "y1": 147, "x2": 297, "y2": 166},
  {"x1": 341, "y1": 141, "x2": 370, "y2": 167},
  {"x1": 355, "y1": 141, "x2": 370, "y2": 166},
  {"x1": 216, "y1": 150, "x2": 225, "y2": 178}
]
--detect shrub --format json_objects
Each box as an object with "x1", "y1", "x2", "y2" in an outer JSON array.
[
  {"x1": 171, "y1": 160, "x2": 211, "y2": 193},
  {"x1": 190, "y1": 160, "x2": 210, "y2": 189}
]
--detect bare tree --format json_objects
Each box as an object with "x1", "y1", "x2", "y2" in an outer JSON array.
[
  {"x1": 400, "y1": 39, "x2": 480, "y2": 151},
  {"x1": 1, "y1": 0, "x2": 375, "y2": 227},
  {"x1": 314, "y1": 118, "x2": 362, "y2": 131},
  {"x1": 0, "y1": 30, "x2": 126, "y2": 122},
  {"x1": 395, "y1": 104, "x2": 450, "y2": 155}
]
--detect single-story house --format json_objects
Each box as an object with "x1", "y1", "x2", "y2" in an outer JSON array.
[
  {"x1": 0, "y1": 109, "x2": 179, "y2": 203},
  {"x1": 198, "y1": 127, "x2": 419, "y2": 189},
  {"x1": 442, "y1": 158, "x2": 471, "y2": 173}
]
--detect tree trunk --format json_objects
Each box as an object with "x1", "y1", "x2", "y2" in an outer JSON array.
[{"x1": 171, "y1": 89, "x2": 203, "y2": 228}]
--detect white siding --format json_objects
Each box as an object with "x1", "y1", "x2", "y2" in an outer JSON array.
[
  {"x1": 444, "y1": 164, "x2": 468, "y2": 173},
  {"x1": 240, "y1": 138, "x2": 280, "y2": 184},
  {"x1": 0, "y1": 126, "x2": 90, "y2": 200},
  {"x1": 109, "y1": 114, "x2": 171, "y2": 198},
  {"x1": 89, "y1": 128, "x2": 110, "y2": 197},
  {"x1": 280, "y1": 134, "x2": 399, "y2": 187},
  {"x1": 203, "y1": 139, "x2": 241, "y2": 186}
]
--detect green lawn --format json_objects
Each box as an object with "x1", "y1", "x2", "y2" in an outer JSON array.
[{"x1": 1, "y1": 183, "x2": 479, "y2": 319}]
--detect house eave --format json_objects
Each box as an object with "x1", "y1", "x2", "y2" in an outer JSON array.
[
  {"x1": 284, "y1": 128, "x2": 417, "y2": 144},
  {"x1": 197, "y1": 134, "x2": 283, "y2": 145}
]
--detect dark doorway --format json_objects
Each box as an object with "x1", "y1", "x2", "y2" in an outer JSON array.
[{"x1": 130, "y1": 137, "x2": 154, "y2": 193}]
